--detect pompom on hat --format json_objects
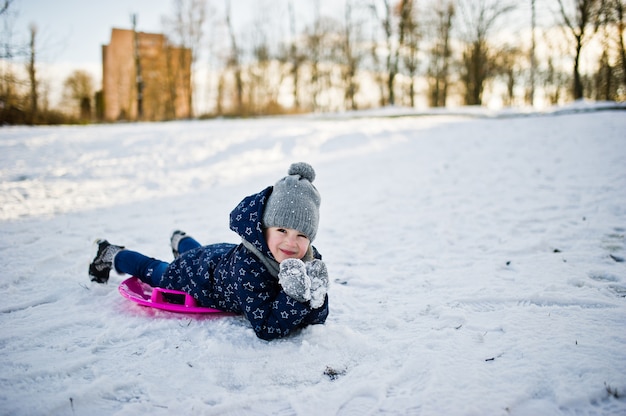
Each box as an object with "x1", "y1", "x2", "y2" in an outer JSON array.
[{"x1": 263, "y1": 162, "x2": 321, "y2": 241}]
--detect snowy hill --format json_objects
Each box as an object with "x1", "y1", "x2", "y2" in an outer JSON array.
[{"x1": 1, "y1": 104, "x2": 625, "y2": 415}]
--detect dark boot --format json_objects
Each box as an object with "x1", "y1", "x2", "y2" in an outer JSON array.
[
  {"x1": 89, "y1": 239, "x2": 124, "y2": 284},
  {"x1": 170, "y1": 230, "x2": 189, "y2": 258}
]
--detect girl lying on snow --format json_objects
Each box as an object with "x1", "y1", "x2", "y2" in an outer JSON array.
[{"x1": 88, "y1": 162, "x2": 329, "y2": 341}]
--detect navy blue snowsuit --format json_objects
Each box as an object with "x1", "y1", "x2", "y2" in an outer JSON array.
[{"x1": 158, "y1": 186, "x2": 329, "y2": 340}]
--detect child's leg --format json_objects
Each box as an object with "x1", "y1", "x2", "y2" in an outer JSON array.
[
  {"x1": 114, "y1": 250, "x2": 169, "y2": 287},
  {"x1": 178, "y1": 235, "x2": 201, "y2": 254}
]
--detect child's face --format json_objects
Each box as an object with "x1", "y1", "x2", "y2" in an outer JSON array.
[{"x1": 265, "y1": 227, "x2": 310, "y2": 263}]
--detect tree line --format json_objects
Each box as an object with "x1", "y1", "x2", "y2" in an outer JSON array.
[{"x1": 1, "y1": 0, "x2": 625, "y2": 124}]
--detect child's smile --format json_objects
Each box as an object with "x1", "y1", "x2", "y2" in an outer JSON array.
[{"x1": 265, "y1": 227, "x2": 310, "y2": 263}]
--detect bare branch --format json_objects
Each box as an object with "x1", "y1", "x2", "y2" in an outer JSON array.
[{"x1": 0, "y1": 0, "x2": 13, "y2": 16}]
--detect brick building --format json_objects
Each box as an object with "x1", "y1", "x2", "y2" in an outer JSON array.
[{"x1": 101, "y1": 28, "x2": 191, "y2": 121}]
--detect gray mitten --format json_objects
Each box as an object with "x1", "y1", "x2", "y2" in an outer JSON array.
[
  {"x1": 306, "y1": 259, "x2": 328, "y2": 309},
  {"x1": 278, "y1": 258, "x2": 311, "y2": 303}
]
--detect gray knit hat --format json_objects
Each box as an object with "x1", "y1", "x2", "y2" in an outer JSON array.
[{"x1": 263, "y1": 162, "x2": 321, "y2": 241}]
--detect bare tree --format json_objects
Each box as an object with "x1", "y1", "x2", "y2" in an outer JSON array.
[
  {"x1": 370, "y1": 0, "x2": 398, "y2": 105},
  {"x1": 338, "y1": 0, "x2": 365, "y2": 110},
  {"x1": 302, "y1": 1, "x2": 337, "y2": 112},
  {"x1": 305, "y1": 0, "x2": 323, "y2": 111},
  {"x1": 368, "y1": 18, "x2": 387, "y2": 106},
  {"x1": 529, "y1": 0, "x2": 537, "y2": 106},
  {"x1": 1, "y1": 0, "x2": 28, "y2": 124},
  {"x1": 246, "y1": 1, "x2": 285, "y2": 115},
  {"x1": 457, "y1": 0, "x2": 516, "y2": 105},
  {"x1": 593, "y1": 0, "x2": 615, "y2": 100},
  {"x1": 0, "y1": 0, "x2": 11, "y2": 16},
  {"x1": 215, "y1": 72, "x2": 225, "y2": 115},
  {"x1": 494, "y1": 43, "x2": 525, "y2": 106},
  {"x1": 616, "y1": 0, "x2": 626, "y2": 89},
  {"x1": 163, "y1": 0, "x2": 206, "y2": 117},
  {"x1": 541, "y1": 30, "x2": 571, "y2": 104},
  {"x1": 131, "y1": 14, "x2": 144, "y2": 120},
  {"x1": 27, "y1": 23, "x2": 37, "y2": 124},
  {"x1": 397, "y1": 0, "x2": 420, "y2": 107},
  {"x1": 63, "y1": 70, "x2": 94, "y2": 120},
  {"x1": 224, "y1": 0, "x2": 243, "y2": 115},
  {"x1": 286, "y1": 0, "x2": 306, "y2": 110},
  {"x1": 556, "y1": 0, "x2": 601, "y2": 99},
  {"x1": 248, "y1": 27, "x2": 269, "y2": 114},
  {"x1": 426, "y1": 0, "x2": 455, "y2": 107}
]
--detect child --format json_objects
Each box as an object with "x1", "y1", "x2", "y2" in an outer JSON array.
[{"x1": 89, "y1": 162, "x2": 329, "y2": 341}]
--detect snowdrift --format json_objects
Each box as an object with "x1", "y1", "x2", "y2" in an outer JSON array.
[{"x1": 1, "y1": 104, "x2": 625, "y2": 415}]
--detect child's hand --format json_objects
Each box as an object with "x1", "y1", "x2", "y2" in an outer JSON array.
[
  {"x1": 306, "y1": 259, "x2": 328, "y2": 309},
  {"x1": 278, "y1": 258, "x2": 311, "y2": 303}
]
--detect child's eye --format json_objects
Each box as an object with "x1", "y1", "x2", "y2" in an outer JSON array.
[
  {"x1": 276, "y1": 228, "x2": 286, "y2": 233},
  {"x1": 298, "y1": 234, "x2": 308, "y2": 239}
]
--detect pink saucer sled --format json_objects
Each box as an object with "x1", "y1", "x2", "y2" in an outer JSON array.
[{"x1": 118, "y1": 276, "x2": 222, "y2": 314}]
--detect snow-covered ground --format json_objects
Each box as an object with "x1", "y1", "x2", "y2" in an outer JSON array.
[{"x1": 1, "y1": 103, "x2": 625, "y2": 415}]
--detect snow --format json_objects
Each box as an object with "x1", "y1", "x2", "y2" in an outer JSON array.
[{"x1": 1, "y1": 103, "x2": 626, "y2": 415}]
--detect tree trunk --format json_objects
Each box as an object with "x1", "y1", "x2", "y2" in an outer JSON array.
[
  {"x1": 28, "y1": 24, "x2": 38, "y2": 124},
  {"x1": 617, "y1": 1, "x2": 626, "y2": 87},
  {"x1": 573, "y1": 35, "x2": 584, "y2": 99}
]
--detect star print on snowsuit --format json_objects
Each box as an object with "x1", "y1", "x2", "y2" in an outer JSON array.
[{"x1": 158, "y1": 186, "x2": 328, "y2": 340}]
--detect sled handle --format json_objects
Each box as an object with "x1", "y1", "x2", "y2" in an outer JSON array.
[{"x1": 151, "y1": 287, "x2": 198, "y2": 307}]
